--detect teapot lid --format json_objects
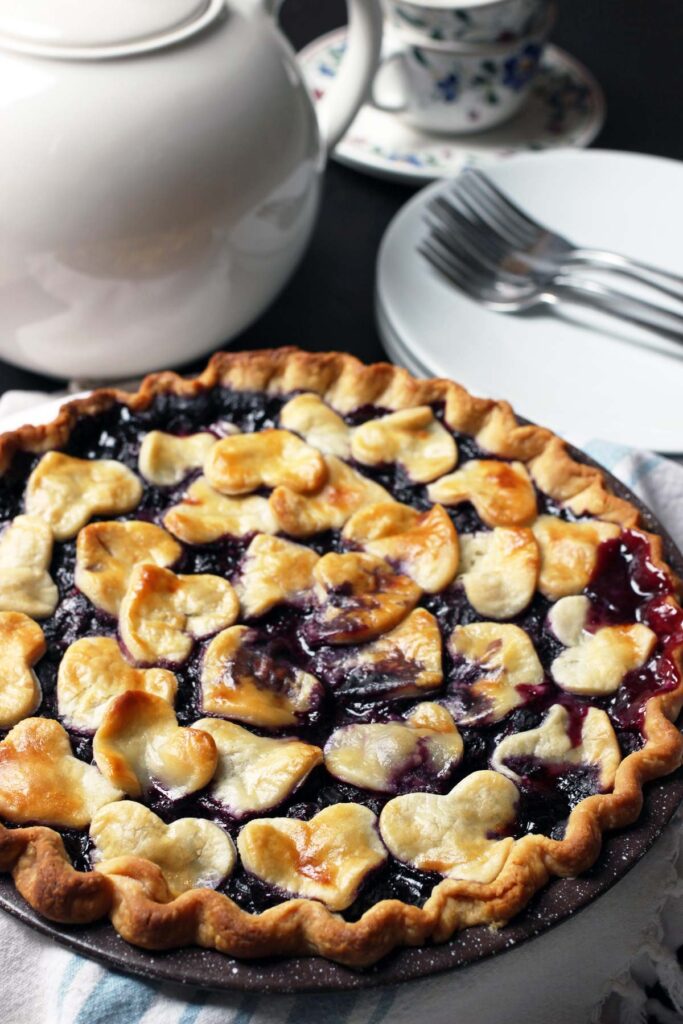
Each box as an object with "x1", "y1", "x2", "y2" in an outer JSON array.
[{"x1": 0, "y1": 0, "x2": 226, "y2": 59}]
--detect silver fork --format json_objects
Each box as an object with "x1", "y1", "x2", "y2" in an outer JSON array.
[
  {"x1": 419, "y1": 219, "x2": 683, "y2": 341},
  {"x1": 449, "y1": 167, "x2": 683, "y2": 303}
]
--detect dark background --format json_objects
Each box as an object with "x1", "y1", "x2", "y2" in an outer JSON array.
[{"x1": 2, "y1": 0, "x2": 681, "y2": 394}]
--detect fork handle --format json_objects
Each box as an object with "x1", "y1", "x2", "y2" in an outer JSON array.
[
  {"x1": 564, "y1": 249, "x2": 683, "y2": 303},
  {"x1": 552, "y1": 274, "x2": 683, "y2": 342}
]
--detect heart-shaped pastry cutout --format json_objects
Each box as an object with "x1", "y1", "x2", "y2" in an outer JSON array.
[
  {"x1": 269, "y1": 455, "x2": 391, "y2": 537},
  {"x1": 446, "y1": 622, "x2": 544, "y2": 725},
  {"x1": 138, "y1": 430, "x2": 218, "y2": 486},
  {"x1": 0, "y1": 611, "x2": 45, "y2": 728},
  {"x1": 0, "y1": 515, "x2": 58, "y2": 619},
  {"x1": 196, "y1": 718, "x2": 322, "y2": 817},
  {"x1": 90, "y1": 801, "x2": 235, "y2": 896},
  {"x1": 428, "y1": 460, "x2": 537, "y2": 528},
  {"x1": 57, "y1": 636, "x2": 177, "y2": 733},
  {"x1": 93, "y1": 691, "x2": 217, "y2": 799},
  {"x1": 236, "y1": 535, "x2": 319, "y2": 619},
  {"x1": 325, "y1": 702, "x2": 462, "y2": 794},
  {"x1": 75, "y1": 520, "x2": 182, "y2": 617},
  {"x1": 492, "y1": 704, "x2": 621, "y2": 791},
  {"x1": 458, "y1": 527, "x2": 539, "y2": 619},
  {"x1": 279, "y1": 393, "x2": 351, "y2": 458},
  {"x1": 163, "y1": 477, "x2": 278, "y2": 544},
  {"x1": 351, "y1": 406, "x2": 457, "y2": 483},
  {"x1": 304, "y1": 552, "x2": 421, "y2": 645},
  {"x1": 343, "y1": 502, "x2": 459, "y2": 593},
  {"x1": 314, "y1": 608, "x2": 443, "y2": 701},
  {"x1": 201, "y1": 626, "x2": 324, "y2": 728},
  {"x1": 379, "y1": 770, "x2": 519, "y2": 882},
  {"x1": 0, "y1": 717, "x2": 122, "y2": 827},
  {"x1": 119, "y1": 563, "x2": 239, "y2": 665},
  {"x1": 237, "y1": 803, "x2": 387, "y2": 911},
  {"x1": 548, "y1": 595, "x2": 656, "y2": 696},
  {"x1": 25, "y1": 452, "x2": 143, "y2": 541},
  {"x1": 532, "y1": 516, "x2": 621, "y2": 601},
  {"x1": 204, "y1": 429, "x2": 326, "y2": 495}
]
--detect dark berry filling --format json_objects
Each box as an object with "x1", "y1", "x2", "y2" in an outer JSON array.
[{"x1": 586, "y1": 529, "x2": 673, "y2": 627}]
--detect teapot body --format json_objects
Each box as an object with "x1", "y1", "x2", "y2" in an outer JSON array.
[{"x1": 0, "y1": 5, "x2": 325, "y2": 377}]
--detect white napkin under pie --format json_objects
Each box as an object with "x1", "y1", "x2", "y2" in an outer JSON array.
[{"x1": 0, "y1": 390, "x2": 681, "y2": 1024}]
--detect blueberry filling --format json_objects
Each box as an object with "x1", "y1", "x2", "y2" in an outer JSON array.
[
  {"x1": 586, "y1": 530, "x2": 673, "y2": 627},
  {"x1": 0, "y1": 389, "x2": 679, "y2": 919}
]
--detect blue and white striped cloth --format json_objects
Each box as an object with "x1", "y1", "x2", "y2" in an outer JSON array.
[{"x1": 0, "y1": 387, "x2": 681, "y2": 1024}]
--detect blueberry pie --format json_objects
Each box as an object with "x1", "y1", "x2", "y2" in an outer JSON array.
[{"x1": 0, "y1": 348, "x2": 681, "y2": 967}]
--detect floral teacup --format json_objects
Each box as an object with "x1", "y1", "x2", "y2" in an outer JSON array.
[
  {"x1": 382, "y1": 0, "x2": 549, "y2": 46},
  {"x1": 373, "y1": 0, "x2": 555, "y2": 134}
]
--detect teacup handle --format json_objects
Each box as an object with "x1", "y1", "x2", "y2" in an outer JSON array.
[
  {"x1": 371, "y1": 51, "x2": 410, "y2": 112},
  {"x1": 264, "y1": 0, "x2": 383, "y2": 151}
]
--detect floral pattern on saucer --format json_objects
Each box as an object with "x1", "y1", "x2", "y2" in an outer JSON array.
[{"x1": 299, "y1": 31, "x2": 605, "y2": 184}]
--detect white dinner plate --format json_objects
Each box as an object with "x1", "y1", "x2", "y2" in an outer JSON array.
[{"x1": 376, "y1": 149, "x2": 683, "y2": 452}]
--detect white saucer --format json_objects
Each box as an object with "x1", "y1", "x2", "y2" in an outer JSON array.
[
  {"x1": 298, "y1": 30, "x2": 605, "y2": 184},
  {"x1": 375, "y1": 149, "x2": 683, "y2": 452}
]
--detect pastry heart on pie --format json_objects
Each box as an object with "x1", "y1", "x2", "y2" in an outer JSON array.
[
  {"x1": 237, "y1": 803, "x2": 387, "y2": 911},
  {"x1": 25, "y1": 451, "x2": 143, "y2": 541},
  {"x1": 138, "y1": 430, "x2": 218, "y2": 486},
  {"x1": 304, "y1": 552, "x2": 421, "y2": 645},
  {"x1": 342, "y1": 502, "x2": 459, "y2": 593},
  {"x1": 491, "y1": 704, "x2": 622, "y2": 791},
  {"x1": 0, "y1": 717, "x2": 122, "y2": 827},
  {"x1": 93, "y1": 692, "x2": 217, "y2": 799},
  {"x1": 119, "y1": 563, "x2": 239, "y2": 665},
  {"x1": 0, "y1": 612, "x2": 45, "y2": 728},
  {"x1": 379, "y1": 770, "x2": 519, "y2": 881},
  {"x1": 204, "y1": 429, "x2": 327, "y2": 495},
  {"x1": 446, "y1": 622, "x2": 544, "y2": 725},
  {"x1": 532, "y1": 516, "x2": 621, "y2": 601},
  {"x1": 0, "y1": 515, "x2": 58, "y2": 619},
  {"x1": 428, "y1": 459, "x2": 537, "y2": 528},
  {"x1": 201, "y1": 626, "x2": 324, "y2": 728},
  {"x1": 235, "y1": 534, "x2": 319, "y2": 618},
  {"x1": 75, "y1": 520, "x2": 182, "y2": 617},
  {"x1": 325, "y1": 702, "x2": 463, "y2": 793},
  {"x1": 315, "y1": 608, "x2": 443, "y2": 700},
  {"x1": 351, "y1": 406, "x2": 457, "y2": 483},
  {"x1": 57, "y1": 636, "x2": 177, "y2": 733},
  {"x1": 163, "y1": 477, "x2": 278, "y2": 544},
  {"x1": 548, "y1": 595, "x2": 657, "y2": 696},
  {"x1": 458, "y1": 527, "x2": 539, "y2": 620},
  {"x1": 196, "y1": 718, "x2": 323, "y2": 817},
  {"x1": 279, "y1": 393, "x2": 352, "y2": 458},
  {"x1": 90, "y1": 801, "x2": 236, "y2": 896},
  {"x1": 269, "y1": 455, "x2": 391, "y2": 537}
]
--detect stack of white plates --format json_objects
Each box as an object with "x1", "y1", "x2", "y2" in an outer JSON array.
[{"x1": 376, "y1": 149, "x2": 683, "y2": 453}]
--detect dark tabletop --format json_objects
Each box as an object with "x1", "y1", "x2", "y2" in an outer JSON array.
[{"x1": 2, "y1": 0, "x2": 681, "y2": 395}]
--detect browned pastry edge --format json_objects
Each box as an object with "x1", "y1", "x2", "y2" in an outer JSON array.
[{"x1": 0, "y1": 346, "x2": 681, "y2": 968}]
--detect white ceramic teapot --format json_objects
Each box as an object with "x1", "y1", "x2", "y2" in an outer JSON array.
[{"x1": 0, "y1": 0, "x2": 382, "y2": 378}]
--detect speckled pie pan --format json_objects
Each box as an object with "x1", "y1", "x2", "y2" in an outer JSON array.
[{"x1": 1, "y1": 442, "x2": 680, "y2": 994}]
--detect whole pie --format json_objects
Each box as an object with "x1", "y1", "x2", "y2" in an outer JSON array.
[{"x1": 0, "y1": 348, "x2": 681, "y2": 968}]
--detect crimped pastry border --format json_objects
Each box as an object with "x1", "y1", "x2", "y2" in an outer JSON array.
[{"x1": 0, "y1": 347, "x2": 681, "y2": 969}]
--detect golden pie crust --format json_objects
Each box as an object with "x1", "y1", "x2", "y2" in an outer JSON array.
[{"x1": 0, "y1": 347, "x2": 679, "y2": 969}]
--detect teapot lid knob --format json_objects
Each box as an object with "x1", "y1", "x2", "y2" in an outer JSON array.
[{"x1": 0, "y1": 0, "x2": 225, "y2": 59}]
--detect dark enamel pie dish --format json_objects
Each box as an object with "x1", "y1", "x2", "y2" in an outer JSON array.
[{"x1": 0, "y1": 348, "x2": 679, "y2": 991}]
